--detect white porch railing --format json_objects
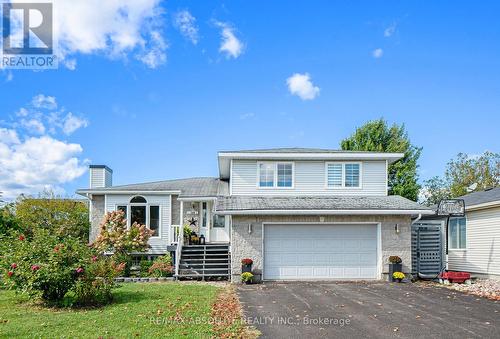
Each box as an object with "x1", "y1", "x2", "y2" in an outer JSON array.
[
  {"x1": 171, "y1": 225, "x2": 181, "y2": 244},
  {"x1": 174, "y1": 202, "x2": 184, "y2": 277}
]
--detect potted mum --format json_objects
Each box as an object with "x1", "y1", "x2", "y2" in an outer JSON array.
[
  {"x1": 393, "y1": 271, "x2": 405, "y2": 283},
  {"x1": 241, "y1": 272, "x2": 254, "y2": 284},
  {"x1": 388, "y1": 256, "x2": 403, "y2": 282},
  {"x1": 241, "y1": 258, "x2": 253, "y2": 273}
]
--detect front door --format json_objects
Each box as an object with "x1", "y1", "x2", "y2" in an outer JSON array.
[{"x1": 211, "y1": 214, "x2": 230, "y2": 242}]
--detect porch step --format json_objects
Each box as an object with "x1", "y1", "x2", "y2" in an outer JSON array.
[{"x1": 177, "y1": 244, "x2": 230, "y2": 281}]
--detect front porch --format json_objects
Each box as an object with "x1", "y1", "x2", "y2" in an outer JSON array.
[{"x1": 170, "y1": 196, "x2": 231, "y2": 279}]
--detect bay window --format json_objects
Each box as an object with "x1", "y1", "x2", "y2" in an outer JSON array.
[{"x1": 116, "y1": 196, "x2": 160, "y2": 237}]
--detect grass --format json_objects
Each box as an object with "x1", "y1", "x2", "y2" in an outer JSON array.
[{"x1": 0, "y1": 282, "x2": 244, "y2": 338}]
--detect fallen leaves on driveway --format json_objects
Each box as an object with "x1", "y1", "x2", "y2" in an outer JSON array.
[
  {"x1": 442, "y1": 279, "x2": 500, "y2": 301},
  {"x1": 211, "y1": 285, "x2": 259, "y2": 339}
]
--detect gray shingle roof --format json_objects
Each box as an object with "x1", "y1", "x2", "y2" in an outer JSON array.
[
  {"x1": 458, "y1": 187, "x2": 500, "y2": 207},
  {"x1": 78, "y1": 177, "x2": 229, "y2": 198},
  {"x1": 215, "y1": 195, "x2": 431, "y2": 212}
]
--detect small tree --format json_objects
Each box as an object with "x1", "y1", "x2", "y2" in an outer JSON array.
[
  {"x1": 92, "y1": 210, "x2": 154, "y2": 255},
  {"x1": 15, "y1": 190, "x2": 89, "y2": 241},
  {"x1": 421, "y1": 151, "x2": 500, "y2": 205}
]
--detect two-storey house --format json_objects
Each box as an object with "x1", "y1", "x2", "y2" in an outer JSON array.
[{"x1": 77, "y1": 148, "x2": 433, "y2": 282}]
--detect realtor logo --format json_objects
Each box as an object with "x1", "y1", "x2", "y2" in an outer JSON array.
[{"x1": 1, "y1": 2, "x2": 57, "y2": 69}]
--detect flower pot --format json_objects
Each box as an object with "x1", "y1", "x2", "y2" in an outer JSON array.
[
  {"x1": 242, "y1": 264, "x2": 252, "y2": 273},
  {"x1": 396, "y1": 278, "x2": 402, "y2": 283},
  {"x1": 389, "y1": 263, "x2": 403, "y2": 282},
  {"x1": 244, "y1": 279, "x2": 253, "y2": 285}
]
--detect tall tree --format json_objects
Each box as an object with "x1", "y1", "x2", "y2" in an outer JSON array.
[
  {"x1": 421, "y1": 151, "x2": 500, "y2": 205},
  {"x1": 446, "y1": 152, "x2": 500, "y2": 197},
  {"x1": 341, "y1": 119, "x2": 422, "y2": 201}
]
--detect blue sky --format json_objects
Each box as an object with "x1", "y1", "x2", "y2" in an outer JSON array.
[{"x1": 1, "y1": 0, "x2": 499, "y2": 199}]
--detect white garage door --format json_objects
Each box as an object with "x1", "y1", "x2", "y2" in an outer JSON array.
[{"x1": 264, "y1": 224, "x2": 378, "y2": 280}]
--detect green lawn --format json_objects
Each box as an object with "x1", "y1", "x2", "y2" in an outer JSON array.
[{"x1": 0, "y1": 282, "x2": 227, "y2": 338}]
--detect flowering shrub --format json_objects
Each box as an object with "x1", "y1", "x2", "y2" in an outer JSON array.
[
  {"x1": 0, "y1": 230, "x2": 124, "y2": 305},
  {"x1": 92, "y1": 211, "x2": 154, "y2": 255},
  {"x1": 241, "y1": 272, "x2": 254, "y2": 283},
  {"x1": 148, "y1": 255, "x2": 173, "y2": 278},
  {"x1": 241, "y1": 258, "x2": 253, "y2": 266},
  {"x1": 393, "y1": 271, "x2": 405, "y2": 280}
]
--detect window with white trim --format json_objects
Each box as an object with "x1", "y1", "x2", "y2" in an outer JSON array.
[
  {"x1": 116, "y1": 196, "x2": 160, "y2": 237},
  {"x1": 277, "y1": 163, "x2": 293, "y2": 187},
  {"x1": 259, "y1": 163, "x2": 275, "y2": 187},
  {"x1": 449, "y1": 217, "x2": 466, "y2": 249},
  {"x1": 326, "y1": 163, "x2": 361, "y2": 188},
  {"x1": 258, "y1": 162, "x2": 293, "y2": 188}
]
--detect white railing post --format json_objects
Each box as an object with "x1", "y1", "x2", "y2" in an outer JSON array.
[{"x1": 175, "y1": 201, "x2": 184, "y2": 277}]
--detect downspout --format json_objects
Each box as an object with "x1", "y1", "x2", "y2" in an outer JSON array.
[{"x1": 411, "y1": 213, "x2": 422, "y2": 225}]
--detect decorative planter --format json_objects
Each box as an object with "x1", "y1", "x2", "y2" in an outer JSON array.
[
  {"x1": 389, "y1": 263, "x2": 402, "y2": 282},
  {"x1": 242, "y1": 264, "x2": 252, "y2": 273},
  {"x1": 244, "y1": 279, "x2": 253, "y2": 285},
  {"x1": 396, "y1": 278, "x2": 402, "y2": 283}
]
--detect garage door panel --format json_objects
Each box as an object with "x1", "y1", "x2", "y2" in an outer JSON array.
[{"x1": 264, "y1": 224, "x2": 378, "y2": 280}]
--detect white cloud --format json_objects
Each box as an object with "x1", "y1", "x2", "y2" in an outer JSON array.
[
  {"x1": 372, "y1": 48, "x2": 384, "y2": 58},
  {"x1": 0, "y1": 135, "x2": 87, "y2": 199},
  {"x1": 384, "y1": 23, "x2": 397, "y2": 37},
  {"x1": 286, "y1": 73, "x2": 320, "y2": 100},
  {"x1": 0, "y1": 128, "x2": 20, "y2": 145},
  {"x1": 174, "y1": 10, "x2": 199, "y2": 44},
  {"x1": 49, "y1": 0, "x2": 167, "y2": 69},
  {"x1": 20, "y1": 119, "x2": 46, "y2": 135},
  {"x1": 137, "y1": 30, "x2": 168, "y2": 68},
  {"x1": 215, "y1": 22, "x2": 244, "y2": 59},
  {"x1": 62, "y1": 113, "x2": 89, "y2": 135},
  {"x1": 13, "y1": 95, "x2": 88, "y2": 136},
  {"x1": 0, "y1": 96, "x2": 89, "y2": 199},
  {"x1": 32, "y1": 94, "x2": 57, "y2": 109}
]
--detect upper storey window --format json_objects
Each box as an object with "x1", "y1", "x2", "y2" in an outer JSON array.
[
  {"x1": 258, "y1": 162, "x2": 294, "y2": 188},
  {"x1": 326, "y1": 162, "x2": 361, "y2": 188}
]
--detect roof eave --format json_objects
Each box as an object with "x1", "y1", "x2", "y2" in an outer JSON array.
[
  {"x1": 215, "y1": 209, "x2": 435, "y2": 216},
  {"x1": 465, "y1": 200, "x2": 500, "y2": 211},
  {"x1": 76, "y1": 189, "x2": 182, "y2": 195}
]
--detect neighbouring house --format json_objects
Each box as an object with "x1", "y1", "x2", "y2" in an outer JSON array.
[
  {"x1": 438, "y1": 188, "x2": 500, "y2": 279},
  {"x1": 77, "y1": 148, "x2": 433, "y2": 282}
]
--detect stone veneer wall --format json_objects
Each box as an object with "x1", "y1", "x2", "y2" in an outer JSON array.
[
  {"x1": 231, "y1": 214, "x2": 412, "y2": 282},
  {"x1": 89, "y1": 195, "x2": 105, "y2": 242}
]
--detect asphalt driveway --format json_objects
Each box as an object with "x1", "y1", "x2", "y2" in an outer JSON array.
[{"x1": 237, "y1": 282, "x2": 499, "y2": 338}]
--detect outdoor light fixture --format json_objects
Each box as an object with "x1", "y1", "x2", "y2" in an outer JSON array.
[{"x1": 395, "y1": 224, "x2": 400, "y2": 234}]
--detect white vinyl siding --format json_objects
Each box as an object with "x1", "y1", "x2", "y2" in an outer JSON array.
[
  {"x1": 232, "y1": 160, "x2": 387, "y2": 196},
  {"x1": 105, "y1": 194, "x2": 171, "y2": 254},
  {"x1": 90, "y1": 167, "x2": 112, "y2": 188},
  {"x1": 448, "y1": 206, "x2": 500, "y2": 276}
]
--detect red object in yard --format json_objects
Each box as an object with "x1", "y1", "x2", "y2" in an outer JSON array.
[{"x1": 439, "y1": 271, "x2": 471, "y2": 283}]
